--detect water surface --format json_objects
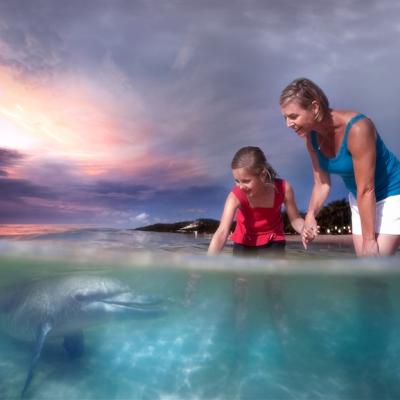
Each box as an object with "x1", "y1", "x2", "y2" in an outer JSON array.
[{"x1": 0, "y1": 225, "x2": 399, "y2": 399}]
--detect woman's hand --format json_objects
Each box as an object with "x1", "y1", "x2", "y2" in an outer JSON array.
[
  {"x1": 301, "y1": 214, "x2": 319, "y2": 249},
  {"x1": 361, "y1": 238, "x2": 379, "y2": 257}
]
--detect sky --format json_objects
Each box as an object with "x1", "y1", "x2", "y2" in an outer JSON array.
[{"x1": 1, "y1": 0, "x2": 400, "y2": 228}]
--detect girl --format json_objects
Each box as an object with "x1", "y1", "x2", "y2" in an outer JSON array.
[{"x1": 208, "y1": 146, "x2": 308, "y2": 256}]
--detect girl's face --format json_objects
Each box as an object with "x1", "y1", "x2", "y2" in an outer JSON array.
[
  {"x1": 280, "y1": 99, "x2": 317, "y2": 138},
  {"x1": 232, "y1": 167, "x2": 265, "y2": 197}
]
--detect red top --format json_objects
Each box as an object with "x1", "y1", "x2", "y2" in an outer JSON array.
[{"x1": 230, "y1": 179, "x2": 286, "y2": 246}]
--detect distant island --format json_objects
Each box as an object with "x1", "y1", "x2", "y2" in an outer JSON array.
[
  {"x1": 134, "y1": 199, "x2": 352, "y2": 235},
  {"x1": 134, "y1": 218, "x2": 220, "y2": 234}
]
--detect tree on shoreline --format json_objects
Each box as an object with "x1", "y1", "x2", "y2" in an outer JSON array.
[
  {"x1": 135, "y1": 199, "x2": 351, "y2": 235},
  {"x1": 283, "y1": 198, "x2": 351, "y2": 234}
]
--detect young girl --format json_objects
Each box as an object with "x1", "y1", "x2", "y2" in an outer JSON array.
[{"x1": 208, "y1": 146, "x2": 308, "y2": 256}]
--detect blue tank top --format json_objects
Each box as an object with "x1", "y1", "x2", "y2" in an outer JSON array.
[{"x1": 310, "y1": 113, "x2": 400, "y2": 201}]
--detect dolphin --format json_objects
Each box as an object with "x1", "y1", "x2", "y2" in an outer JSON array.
[{"x1": 0, "y1": 274, "x2": 165, "y2": 397}]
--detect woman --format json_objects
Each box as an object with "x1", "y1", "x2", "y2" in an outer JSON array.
[{"x1": 280, "y1": 78, "x2": 400, "y2": 256}]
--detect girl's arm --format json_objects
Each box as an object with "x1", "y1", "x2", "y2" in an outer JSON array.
[
  {"x1": 347, "y1": 117, "x2": 378, "y2": 256},
  {"x1": 283, "y1": 180, "x2": 304, "y2": 235},
  {"x1": 207, "y1": 192, "x2": 240, "y2": 255}
]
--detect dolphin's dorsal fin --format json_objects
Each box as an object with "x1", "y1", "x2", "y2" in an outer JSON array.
[{"x1": 21, "y1": 322, "x2": 52, "y2": 398}]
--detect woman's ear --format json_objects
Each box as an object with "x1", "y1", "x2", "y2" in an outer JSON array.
[
  {"x1": 311, "y1": 100, "x2": 319, "y2": 116},
  {"x1": 311, "y1": 100, "x2": 322, "y2": 121}
]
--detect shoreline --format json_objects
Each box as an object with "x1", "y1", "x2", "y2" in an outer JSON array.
[
  {"x1": 201, "y1": 232, "x2": 354, "y2": 248},
  {"x1": 285, "y1": 234, "x2": 353, "y2": 247}
]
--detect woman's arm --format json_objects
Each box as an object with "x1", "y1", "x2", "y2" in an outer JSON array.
[
  {"x1": 305, "y1": 136, "x2": 332, "y2": 219},
  {"x1": 283, "y1": 180, "x2": 304, "y2": 235},
  {"x1": 302, "y1": 137, "x2": 331, "y2": 246},
  {"x1": 207, "y1": 192, "x2": 240, "y2": 255},
  {"x1": 347, "y1": 118, "x2": 378, "y2": 256}
]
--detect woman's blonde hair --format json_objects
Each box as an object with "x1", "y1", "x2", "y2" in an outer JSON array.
[
  {"x1": 231, "y1": 146, "x2": 277, "y2": 183},
  {"x1": 279, "y1": 78, "x2": 330, "y2": 122}
]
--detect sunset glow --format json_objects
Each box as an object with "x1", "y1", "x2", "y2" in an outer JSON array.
[
  {"x1": 0, "y1": 66, "x2": 151, "y2": 171},
  {"x1": 1, "y1": 1, "x2": 399, "y2": 227}
]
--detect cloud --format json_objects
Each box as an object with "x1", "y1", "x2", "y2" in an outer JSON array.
[
  {"x1": 0, "y1": 147, "x2": 25, "y2": 176},
  {"x1": 0, "y1": 177, "x2": 58, "y2": 202},
  {"x1": 1, "y1": 0, "x2": 400, "y2": 225},
  {"x1": 133, "y1": 212, "x2": 150, "y2": 225}
]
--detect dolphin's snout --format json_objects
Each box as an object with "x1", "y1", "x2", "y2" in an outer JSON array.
[
  {"x1": 74, "y1": 288, "x2": 162, "y2": 308},
  {"x1": 103, "y1": 292, "x2": 163, "y2": 306},
  {"x1": 77, "y1": 289, "x2": 166, "y2": 317}
]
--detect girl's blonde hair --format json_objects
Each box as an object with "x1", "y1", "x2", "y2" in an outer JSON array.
[
  {"x1": 279, "y1": 78, "x2": 330, "y2": 122},
  {"x1": 231, "y1": 146, "x2": 277, "y2": 183}
]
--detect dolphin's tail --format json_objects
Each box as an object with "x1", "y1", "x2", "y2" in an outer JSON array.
[{"x1": 21, "y1": 322, "x2": 52, "y2": 398}]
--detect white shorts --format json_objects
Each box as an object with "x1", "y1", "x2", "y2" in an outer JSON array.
[{"x1": 349, "y1": 193, "x2": 400, "y2": 235}]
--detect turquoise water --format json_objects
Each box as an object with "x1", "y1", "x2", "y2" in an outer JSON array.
[{"x1": 1, "y1": 226, "x2": 400, "y2": 399}]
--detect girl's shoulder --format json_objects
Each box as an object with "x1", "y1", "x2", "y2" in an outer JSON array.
[
  {"x1": 274, "y1": 177, "x2": 286, "y2": 191},
  {"x1": 273, "y1": 178, "x2": 287, "y2": 202},
  {"x1": 231, "y1": 185, "x2": 247, "y2": 205}
]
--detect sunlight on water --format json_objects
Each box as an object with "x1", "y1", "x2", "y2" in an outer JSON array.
[{"x1": 0, "y1": 226, "x2": 400, "y2": 399}]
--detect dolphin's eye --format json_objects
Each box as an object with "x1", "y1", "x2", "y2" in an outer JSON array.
[
  {"x1": 74, "y1": 293, "x2": 99, "y2": 301},
  {"x1": 74, "y1": 293, "x2": 102, "y2": 301}
]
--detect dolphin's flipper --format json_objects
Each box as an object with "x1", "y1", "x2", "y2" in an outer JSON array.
[
  {"x1": 63, "y1": 331, "x2": 84, "y2": 358},
  {"x1": 21, "y1": 322, "x2": 52, "y2": 398}
]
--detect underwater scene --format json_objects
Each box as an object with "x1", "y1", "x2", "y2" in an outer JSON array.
[{"x1": 0, "y1": 225, "x2": 400, "y2": 400}]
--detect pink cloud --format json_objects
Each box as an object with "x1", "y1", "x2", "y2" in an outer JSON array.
[
  {"x1": 0, "y1": 66, "x2": 148, "y2": 169},
  {"x1": 0, "y1": 65, "x2": 206, "y2": 187}
]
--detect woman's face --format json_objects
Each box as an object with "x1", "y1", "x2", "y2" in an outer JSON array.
[
  {"x1": 280, "y1": 100, "x2": 316, "y2": 138},
  {"x1": 232, "y1": 167, "x2": 265, "y2": 198}
]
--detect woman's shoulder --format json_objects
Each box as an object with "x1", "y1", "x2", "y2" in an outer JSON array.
[
  {"x1": 333, "y1": 109, "x2": 371, "y2": 126},
  {"x1": 332, "y1": 108, "x2": 359, "y2": 117},
  {"x1": 332, "y1": 110, "x2": 374, "y2": 138}
]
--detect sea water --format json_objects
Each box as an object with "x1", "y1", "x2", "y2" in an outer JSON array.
[{"x1": 0, "y1": 226, "x2": 400, "y2": 400}]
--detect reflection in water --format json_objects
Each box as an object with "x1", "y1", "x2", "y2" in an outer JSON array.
[
  {"x1": 184, "y1": 272, "x2": 201, "y2": 307},
  {"x1": 264, "y1": 277, "x2": 290, "y2": 351},
  {"x1": 0, "y1": 228, "x2": 399, "y2": 399},
  {"x1": 349, "y1": 278, "x2": 398, "y2": 399},
  {"x1": 234, "y1": 276, "x2": 249, "y2": 329}
]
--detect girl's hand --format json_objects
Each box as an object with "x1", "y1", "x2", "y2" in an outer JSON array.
[{"x1": 361, "y1": 238, "x2": 379, "y2": 257}]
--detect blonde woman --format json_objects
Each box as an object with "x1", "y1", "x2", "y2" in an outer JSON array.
[{"x1": 280, "y1": 78, "x2": 400, "y2": 256}]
